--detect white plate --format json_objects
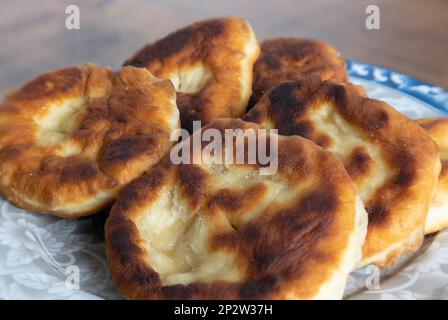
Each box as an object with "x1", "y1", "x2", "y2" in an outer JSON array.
[{"x1": 0, "y1": 60, "x2": 447, "y2": 300}]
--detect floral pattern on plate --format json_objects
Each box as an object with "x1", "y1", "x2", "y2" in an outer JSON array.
[{"x1": 0, "y1": 60, "x2": 447, "y2": 299}]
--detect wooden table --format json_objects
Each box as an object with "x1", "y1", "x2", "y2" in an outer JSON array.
[{"x1": 0, "y1": 0, "x2": 446, "y2": 92}]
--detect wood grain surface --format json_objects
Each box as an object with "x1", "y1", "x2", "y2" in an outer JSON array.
[{"x1": 0, "y1": 0, "x2": 446, "y2": 92}]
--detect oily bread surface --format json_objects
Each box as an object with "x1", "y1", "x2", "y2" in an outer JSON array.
[
  {"x1": 124, "y1": 17, "x2": 260, "y2": 132},
  {"x1": 243, "y1": 77, "x2": 440, "y2": 267},
  {"x1": 0, "y1": 65, "x2": 179, "y2": 217},
  {"x1": 106, "y1": 118, "x2": 367, "y2": 299},
  {"x1": 418, "y1": 118, "x2": 448, "y2": 233},
  {"x1": 249, "y1": 38, "x2": 348, "y2": 107}
]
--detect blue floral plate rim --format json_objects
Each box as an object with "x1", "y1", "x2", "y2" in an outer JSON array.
[{"x1": 347, "y1": 59, "x2": 448, "y2": 116}]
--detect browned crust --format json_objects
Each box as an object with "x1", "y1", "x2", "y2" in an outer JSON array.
[
  {"x1": 124, "y1": 17, "x2": 260, "y2": 132},
  {"x1": 0, "y1": 65, "x2": 179, "y2": 217},
  {"x1": 106, "y1": 118, "x2": 360, "y2": 299},
  {"x1": 243, "y1": 77, "x2": 440, "y2": 266},
  {"x1": 418, "y1": 117, "x2": 448, "y2": 230},
  {"x1": 248, "y1": 38, "x2": 348, "y2": 108},
  {"x1": 417, "y1": 118, "x2": 448, "y2": 177},
  {"x1": 418, "y1": 118, "x2": 448, "y2": 150}
]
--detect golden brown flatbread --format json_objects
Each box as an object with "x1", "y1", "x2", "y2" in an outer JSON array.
[
  {"x1": 106, "y1": 118, "x2": 367, "y2": 299},
  {"x1": 0, "y1": 65, "x2": 179, "y2": 217},
  {"x1": 249, "y1": 38, "x2": 348, "y2": 107},
  {"x1": 124, "y1": 17, "x2": 260, "y2": 132},
  {"x1": 418, "y1": 118, "x2": 448, "y2": 234},
  {"x1": 243, "y1": 77, "x2": 440, "y2": 267}
]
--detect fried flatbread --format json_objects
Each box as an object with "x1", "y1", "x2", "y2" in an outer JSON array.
[
  {"x1": 0, "y1": 65, "x2": 179, "y2": 217},
  {"x1": 249, "y1": 38, "x2": 348, "y2": 107},
  {"x1": 418, "y1": 118, "x2": 448, "y2": 234},
  {"x1": 243, "y1": 77, "x2": 440, "y2": 267},
  {"x1": 106, "y1": 118, "x2": 367, "y2": 299},
  {"x1": 124, "y1": 17, "x2": 260, "y2": 132}
]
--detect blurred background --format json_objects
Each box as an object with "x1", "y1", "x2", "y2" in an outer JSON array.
[{"x1": 0, "y1": 0, "x2": 446, "y2": 91}]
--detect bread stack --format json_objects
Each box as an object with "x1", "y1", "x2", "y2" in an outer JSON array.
[{"x1": 0, "y1": 17, "x2": 446, "y2": 300}]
